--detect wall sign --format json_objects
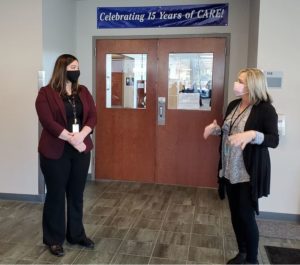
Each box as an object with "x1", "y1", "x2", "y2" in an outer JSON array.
[
  {"x1": 264, "y1": 71, "x2": 283, "y2": 89},
  {"x1": 97, "y1": 3, "x2": 228, "y2": 29}
]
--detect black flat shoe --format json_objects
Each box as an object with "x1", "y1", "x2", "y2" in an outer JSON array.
[
  {"x1": 78, "y1": 237, "x2": 95, "y2": 249},
  {"x1": 49, "y1": 244, "x2": 64, "y2": 257},
  {"x1": 227, "y1": 252, "x2": 247, "y2": 264}
]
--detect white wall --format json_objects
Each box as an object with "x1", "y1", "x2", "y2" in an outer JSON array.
[
  {"x1": 247, "y1": 0, "x2": 259, "y2": 68},
  {"x1": 0, "y1": 0, "x2": 42, "y2": 194},
  {"x1": 43, "y1": 0, "x2": 76, "y2": 84},
  {"x1": 257, "y1": 0, "x2": 300, "y2": 215}
]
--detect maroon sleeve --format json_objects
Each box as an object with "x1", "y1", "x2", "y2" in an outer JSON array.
[{"x1": 35, "y1": 87, "x2": 65, "y2": 137}]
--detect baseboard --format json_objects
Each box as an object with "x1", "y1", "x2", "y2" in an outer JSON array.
[
  {"x1": 0, "y1": 193, "x2": 45, "y2": 203},
  {"x1": 0, "y1": 174, "x2": 92, "y2": 203},
  {"x1": 258, "y1": 211, "x2": 300, "y2": 223},
  {"x1": 87, "y1": 173, "x2": 92, "y2": 180}
]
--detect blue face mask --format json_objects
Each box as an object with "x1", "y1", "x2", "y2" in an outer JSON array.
[{"x1": 66, "y1": 70, "x2": 80, "y2": 83}]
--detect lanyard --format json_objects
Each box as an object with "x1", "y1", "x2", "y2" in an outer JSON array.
[
  {"x1": 228, "y1": 103, "x2": 250, "y2": 135},
  {"x1": 68, "y1": 96, "x2": 77, "y2": 124}
]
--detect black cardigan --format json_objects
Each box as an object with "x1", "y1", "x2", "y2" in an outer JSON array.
[{"x1": 219, "y1": 99, "x2": 279, "y2": 214}]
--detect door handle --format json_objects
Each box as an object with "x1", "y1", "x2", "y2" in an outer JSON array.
[
  {"x1": 159, "y1": 106, "x2": 163, "y2": 118},
  {"x1": 158, "y1": 97, "x2": 166, "y2": 125}
]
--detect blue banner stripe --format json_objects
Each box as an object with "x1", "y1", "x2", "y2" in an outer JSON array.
[{"x1": 97, "y1": 4, "x2": 228, "y2": 29}]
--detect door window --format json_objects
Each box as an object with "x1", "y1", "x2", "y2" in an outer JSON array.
[
  {"x1": 106, "y1": 53, "x2": 147, "y2": 109},
  {"x1": 168, "y1": 53, "x2": 213, "y2": 111}
]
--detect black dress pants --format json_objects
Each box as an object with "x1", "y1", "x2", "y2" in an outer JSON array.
[
  {"x1": 40, "y1": 144, "x2": 90, "y2": 245},
  {"x1": 225, "y1": 180, "x2": 259, "y2": 263}
]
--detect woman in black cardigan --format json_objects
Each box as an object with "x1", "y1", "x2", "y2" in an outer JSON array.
[{"x1": 204, "y1": 68, "x2": 279, "y2": 264}]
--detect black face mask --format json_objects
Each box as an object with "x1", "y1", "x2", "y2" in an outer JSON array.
[{"x1": 66, "y1": 70, "x2": 80, "y2": 83}]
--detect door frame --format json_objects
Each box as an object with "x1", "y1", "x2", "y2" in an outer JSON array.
[{"x1": 90, "y1": 34, "x2": 230, "y2": 180}]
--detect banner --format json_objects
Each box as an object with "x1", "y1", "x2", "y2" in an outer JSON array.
[{"x1": 97, "y1": 3, "x2": 228, "y2": 29}]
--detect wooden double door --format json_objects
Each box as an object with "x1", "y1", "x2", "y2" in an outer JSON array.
[{"x1": 95, "y1": 37, "x2": 226, "y2": 187}]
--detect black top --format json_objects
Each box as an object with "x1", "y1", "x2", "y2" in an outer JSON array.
[{"x1": 63, "y1": 94, "x2": 83, "y2": 132}]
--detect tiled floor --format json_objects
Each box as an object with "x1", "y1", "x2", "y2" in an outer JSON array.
[{"x1": 0, "y1": 180, "x2": 299, "y2": 264}]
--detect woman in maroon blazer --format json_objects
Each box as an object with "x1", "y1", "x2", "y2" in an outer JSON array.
[{"x1": 36, "y1": 54, "x2": 97, "y2": 257}]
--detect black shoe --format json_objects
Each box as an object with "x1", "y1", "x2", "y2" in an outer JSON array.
[
  {"x1": 227, "y1": 252, "x2": 247, "y2": 264},
  {"x1": 77, "y1": 237, "x2": 95, "y2": 249},
  {"x1": 48, "y1": 245, "x2": 64, "y2": 257},
  {"x1": 67, "y1": 236, "x2": 95, "y2": 249}
]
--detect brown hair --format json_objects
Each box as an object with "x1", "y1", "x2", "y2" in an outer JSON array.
[{"x1": 49, "y1": 54, "x2": 80, "y2": 98}]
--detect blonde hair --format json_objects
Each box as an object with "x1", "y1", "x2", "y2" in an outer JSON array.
[{"x1": 238, "y1": 68, "x2": 272, "y2": 104}]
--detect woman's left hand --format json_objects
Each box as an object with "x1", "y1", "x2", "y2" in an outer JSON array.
[
  {"x1": 228, "y1": 130, "x2": 256, "y2": 150},
  {"x1": 73, "y1": 142, "x2": 86, "y2": 152}
]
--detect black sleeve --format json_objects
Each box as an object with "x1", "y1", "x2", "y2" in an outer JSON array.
[{"x1": 261, "y1": 104, "x2": 279, "y2": 148}]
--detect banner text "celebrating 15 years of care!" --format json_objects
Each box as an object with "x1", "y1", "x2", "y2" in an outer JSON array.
[{"x1": 97, "y1": 3, "x2": 228, "y2": 29}]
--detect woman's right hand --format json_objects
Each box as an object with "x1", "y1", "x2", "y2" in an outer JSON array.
[
  {"x1": 59, "y1": 129, "x2": 73, "y2": 141},
  {"x1": 203, "y1": 119, "x2": 219, "y2": 139}
]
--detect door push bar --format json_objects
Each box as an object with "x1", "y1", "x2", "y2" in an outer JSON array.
[{"x1": 157, "y1": 97, "x2": 166, "y2": 126}]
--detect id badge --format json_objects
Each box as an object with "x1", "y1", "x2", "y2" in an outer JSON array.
[
  {"x1": 224, "y1": 138, "x2": 230, "y2": 156},
  {"x1": 72, "y1": 124, "x2": 79, "y2": 133}
]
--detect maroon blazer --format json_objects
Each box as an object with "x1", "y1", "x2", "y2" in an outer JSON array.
[{"x1": 36, "y1": 85, "x2": 97, "y2": 159}]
